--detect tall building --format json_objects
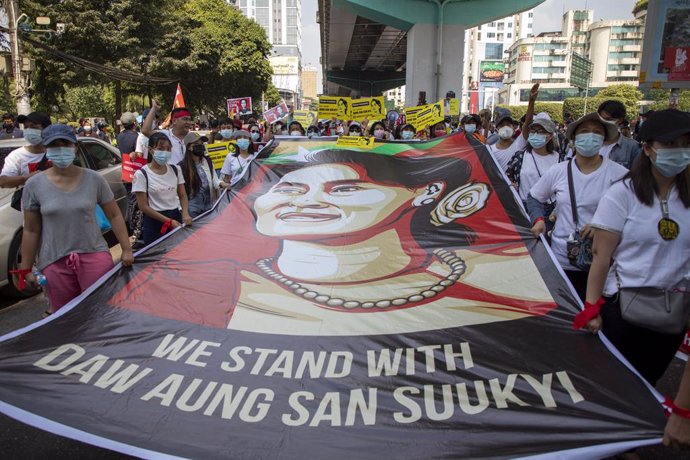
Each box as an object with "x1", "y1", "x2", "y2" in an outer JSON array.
[
  {"x1": 462, "y1": 9, "x2": 534, "y2": 112},
  {"x1": 386, "y1": 86, "x2": 406, "y2": 110},
  {"x1": 237, "y1": 0, "x2": 303, "y2": 106},
  {"x1": 587, "y1": 20, "x2": 643, "y2": 87},
  {"x1": 499, "y1": 10, "x2": 644, "y2": 106},
  {"x1": 301, "y1": 66, "x2": 318, "y2": 108}
]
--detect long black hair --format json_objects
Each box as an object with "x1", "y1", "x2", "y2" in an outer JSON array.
[
  {"x1": 627, "y1": 147, "x2": 690, "y2": 208},
  {"x1": 254, "y1": 149, "x2": 481, "y2": 249}
]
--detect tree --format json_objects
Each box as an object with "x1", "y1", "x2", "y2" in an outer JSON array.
[
  {"x1": 562, "y1": 84, "x2": 643, "y2": 120},
  {"x1": 264, "y1": 82, "x2": 282, "y2": 108},
  {"x1": 163, "y1": 0, "x2": 273, "y2": 114},
  {"x1": 62, "y1": 83, "x2": 111, "y2": 120},
  {"x1": 648, "y1": 89, "x2": 690, "y2": 111}
]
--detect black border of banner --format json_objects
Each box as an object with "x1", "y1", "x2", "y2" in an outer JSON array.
[{"x1": 0, "y1": 133, "x2": 666, "y2": 458}]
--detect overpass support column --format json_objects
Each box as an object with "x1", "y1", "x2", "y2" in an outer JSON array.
[{"x1": 405, "y1": 23, "x2": 465, "y2": 106}]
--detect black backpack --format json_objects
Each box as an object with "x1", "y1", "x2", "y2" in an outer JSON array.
[{"x1": 10, "y1": 154, "x2": 52, "y2": 211}]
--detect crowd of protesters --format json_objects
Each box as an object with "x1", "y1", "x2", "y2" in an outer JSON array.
[{"x1": 0, "y1": 84, "x2": 689, "y2": 451}]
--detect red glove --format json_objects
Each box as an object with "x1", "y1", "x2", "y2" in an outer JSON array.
[
  {"x1": 663, "y1": 397, "x2": 690, "y2": 419},
  {"x1": 573, "y1": 297, "x2": 605, "y2": 330},
  {"x1": 160, "y1": 219, "x2": 173, "y2": 235},
  {"x1": 9, "y1": 268, "x2": 32, "y2": 291}
]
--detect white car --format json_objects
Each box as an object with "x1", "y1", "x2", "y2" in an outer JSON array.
[{"x1": 0, "y1": 137, "x2": 128, "y2": 298}]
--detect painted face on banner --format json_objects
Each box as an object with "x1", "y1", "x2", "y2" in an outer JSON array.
[{"x1": 254, "y1": 164, "x2": 418, "y2": 237}]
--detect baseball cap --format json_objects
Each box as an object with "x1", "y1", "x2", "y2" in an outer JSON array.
[
  {"x1": 42, "y1": 123, "x2": 77, "y2": 145},
  {"x1": 120, "y1": 111, "x2": 137, "y2": 125},
  {"x1": 530, "y1": 115, "x2": 556, "y2": 134},
  {"x1": 495, "y1": 113, "x2": 514, "y2": 127},
  {"x1": 565, "y1": 112, "x2": 618, "y2": 142},
  {"x1": 183, "y1": 131, "x2": 209, "y2": 145},
  {"x1": 17, "y1": 112, "x2": 52, "y2": 128},
  {"x1": 638, "y1": 109, "x2": 690, "y2": 142}
]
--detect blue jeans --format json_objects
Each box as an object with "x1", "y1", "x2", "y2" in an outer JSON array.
[
  {"x1": 142, "y1": 209, "x2": 182, "y2": 246},
  {"x1": 188, "y1": 190, "x2": 211, "y2": 218}
]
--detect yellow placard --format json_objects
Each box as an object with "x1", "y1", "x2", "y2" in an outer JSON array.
[
  {"x1": 318, "y1": 96, "x2": 351, "y2": 119},
  {"x1": 206, "y1": 141, "x2": 236, "y2": 170},
  {"x1": 351, "y1": 98, "x2": 372, "y2": 120},
  {"x1": 404, "y1": 101, "x2": 444, "y2": 130},
  {"x1": 293, "y1": 110, "x2": 318, "y2": 127},
  {"x1": 335, "y1": 136, "x2": 376, "y2": 149},
  {"x1": 445, "y1": 98, "x2": 460, "y2": 116},
  {"x1": 349, "y1": 96, "x2": 386, "y2": 122}
]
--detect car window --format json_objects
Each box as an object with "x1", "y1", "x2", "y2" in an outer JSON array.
[
  {"x1": 73, "y1": 148, "x2": 88, "y2": 168},
  {"x1": 80, "y1": 141, "x2": 121, "y2": 170}
]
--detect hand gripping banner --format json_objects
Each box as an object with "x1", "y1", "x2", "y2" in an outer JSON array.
[{"x1": 0, "y1": 133, "x2": 668, "y2": 459}]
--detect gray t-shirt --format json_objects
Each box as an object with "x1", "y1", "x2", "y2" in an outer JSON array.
[{"x1": 22, "y1": 169, "x2": 114, "y2": 270}]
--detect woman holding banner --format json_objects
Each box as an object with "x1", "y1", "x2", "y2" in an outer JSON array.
[
  {"x1": 179, "y1": 132, "x2": 221, "y2": 218},
  {"x1": 220, "y1": 130, "x2": 256, "y2": 186}
]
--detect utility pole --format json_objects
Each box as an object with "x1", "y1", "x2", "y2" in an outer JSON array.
[{"x1": 6, "y1": 0, "x2": 32, "y2": 114}]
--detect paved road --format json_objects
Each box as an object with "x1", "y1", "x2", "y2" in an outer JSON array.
[{"x1": 0, "y1": 293, "x2": 687, "y2": 458}]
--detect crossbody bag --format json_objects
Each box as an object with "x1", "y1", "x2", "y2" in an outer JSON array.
[{"x1": 565, "y1": 160, "x2": 593, "y2": 270}]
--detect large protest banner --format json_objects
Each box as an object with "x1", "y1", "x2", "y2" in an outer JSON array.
[{"x1": 0, "y1": 133, "x2": 667, "y2": 459}]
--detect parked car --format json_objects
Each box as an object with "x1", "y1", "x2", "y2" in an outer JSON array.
[{"x1": 0, "y1": 137, "x2": 128, "y2": 298}]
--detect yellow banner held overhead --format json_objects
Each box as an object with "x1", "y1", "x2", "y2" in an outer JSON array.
[
  {"x1": 349, "y1": 96, "x2": 386, "y2": 122},
  {"x1": 370, "y1": 96, "x2": 386, "y2": 120},
  {"x1": 335, "y1": 136, "x2": 376, "y2": 149},
  {"x1": 404, "y1": 100, "x2": 444, "y2": 130},
  {"x1": 206, "y1": 141, "x2": 236, "y2": 170},
  {"x1": 318, "y1": 96, "x2": 351, "y2": 119},
  {"x1": 293, "y1": 110, "x2": 318, "y2": 128}
]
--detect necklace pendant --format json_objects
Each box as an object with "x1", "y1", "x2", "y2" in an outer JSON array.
[{"x1": 658, "y1": 218, "x2": 679, "y2": 241}]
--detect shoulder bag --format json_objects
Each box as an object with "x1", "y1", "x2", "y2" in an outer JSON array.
[{"x1": 565, "y1": 160, "x2": 593, "y2": 270}]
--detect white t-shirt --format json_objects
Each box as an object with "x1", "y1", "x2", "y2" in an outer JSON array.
[
  {"x1": 220, "y1": 153, "x2": 255, "y2": 184},
  {"x1": 135, "y1": 133, "x2": 149, "y2": 159},
  {"x1": 592, "y1": 180, "x2": 690, "y2": 295},
  {"x1": 0, "y1": 147, "x2": 45, "y2": 177},
  {"x1": 598, "y1": 142, "x2": 615, "y2": 161},
  {"x1": 530, "y1": 159, "x2": 628, "y2": 270},
  {"x1": 487, "y1": 135, "x2": 527, "y2": 172},
  {"x1": 132, "y1": 164, "x2": 184, "y2": 212},
  {"x1": 159, "y1": 129, "x2": 186, "y2": 165},
  {"x1": 518, "y1": 151, "x2": 560, "y2": 202}
]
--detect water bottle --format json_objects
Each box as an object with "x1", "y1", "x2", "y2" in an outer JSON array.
[{"x1": 33, "y1": 270, "x2": 47, "y2": 287}]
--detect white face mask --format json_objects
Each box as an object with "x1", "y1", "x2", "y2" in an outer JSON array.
[
  {"x1": 290, "y1": 130, "x2": 302, "y2": 136},
  {"x1": 498, "y1": 126, "x2": 514, "y2": 140}
]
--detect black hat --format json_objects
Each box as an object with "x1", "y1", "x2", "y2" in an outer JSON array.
[
  {"x1": 17, "y1": 112, "x2": 52, "y2": 128},
  {"x1": 638, "y1": 109, "x2": 690, "y2": 142}
]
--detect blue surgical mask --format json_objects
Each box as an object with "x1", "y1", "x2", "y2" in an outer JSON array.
[
  {"x1": 250, "y1": 132, "x2": 260, "y2": 141},
  {"x1": 574, "y1": 133, "x2": 604, "y2": 157},
  {"x1": 464, "y1": 124, "x2": 477, "y2": 134},
  {"x1": 401, "y1": 130, "x2": 414, "y2": 140},
  {"x1": 220, "y1": 129, "x2": 233, "y2": 139},
  {"x1": 24, "y1": 128, "x2": 43, "y2": 145},
  {"x1": 153, "y1": 150, "x2": 171, "y2": 165},
  {"x1": 236, "y1": 138, "x2": 250, "y2": 151},
  {"x1": 46, "y1": 147, "x2": 75, "y2": 168},
  {"x1": 528, "y1": 133, "x2": 548, "y2": 149},
  {"x1": 652, "y1": 147, "x2": 690, "y2": 178}
]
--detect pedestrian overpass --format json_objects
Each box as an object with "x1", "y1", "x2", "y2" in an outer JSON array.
[{"x1": 318, "y1": 0, "x2": 544, "y2": 105}]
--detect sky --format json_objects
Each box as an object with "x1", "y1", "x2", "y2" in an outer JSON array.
[
  {"x1": 300, "y1": 0, "x2": 639, "y2": 94},
  {"x1": 301, "y1": 0, "x2": 322, "y2": 91}
]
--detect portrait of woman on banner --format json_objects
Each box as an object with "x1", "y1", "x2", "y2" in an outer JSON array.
[{"x1": 110, "y1": 147, "x2": 555, "y2": 335}]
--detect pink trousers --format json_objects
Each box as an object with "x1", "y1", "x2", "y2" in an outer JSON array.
[{"x1": 42, "y1": 251, "x2": 114, "y2": 313}]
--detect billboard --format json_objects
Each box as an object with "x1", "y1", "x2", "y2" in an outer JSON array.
[
  {"x1": 479, "y1": 61, "x2": 505, "y2": 82},
  {"x1": 639, "y1": 0, "x2": 690, "y2": 89}
]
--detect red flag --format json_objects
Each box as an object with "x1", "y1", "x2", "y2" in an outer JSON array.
[{"x1": 173, "y1": 83, "x2": 186, "y2": 109}]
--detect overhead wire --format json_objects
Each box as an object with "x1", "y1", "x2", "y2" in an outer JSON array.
[{"x1": 0, "y1": 26, "x2": 177, "y2": 86}]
